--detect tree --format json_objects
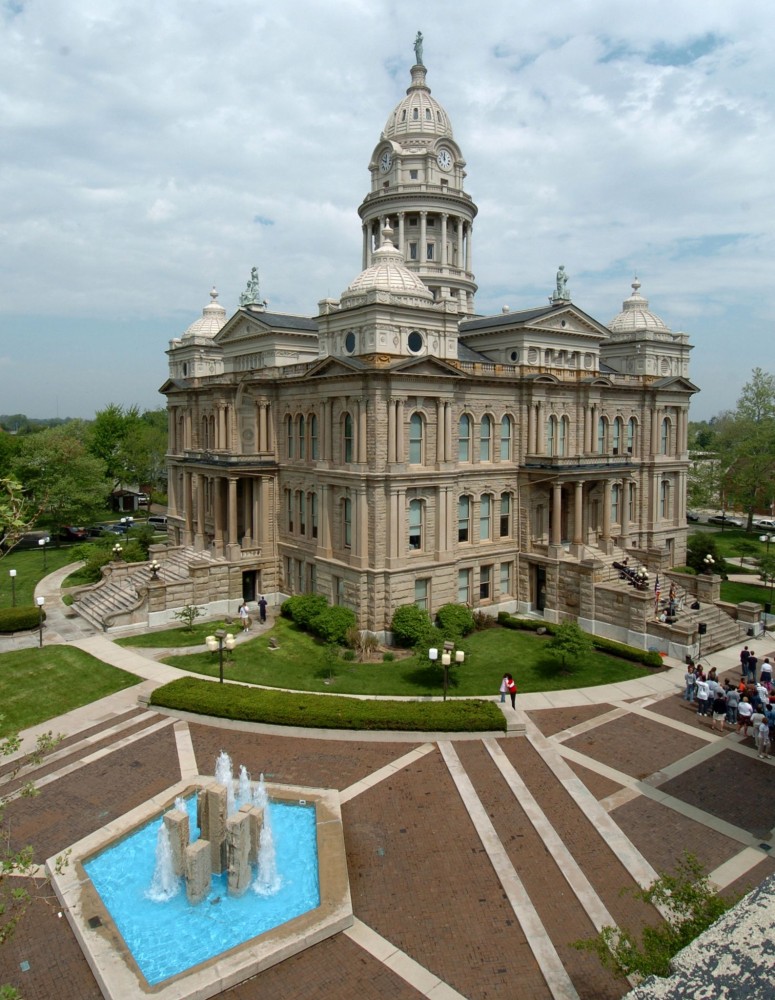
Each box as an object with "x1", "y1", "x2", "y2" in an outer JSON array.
[
  {"x1": 87, "y1": 405, "x2": 168, "y2": 491},
  {"x1": 575, "y1": 853, "x2": 737, "y2": 980},
  {"x1": 172, "y1": 605, "x2": 206, "y2": 630},
  {"x1": 11, "y1": 427, "x2": 111, "y2": 540},
  {"x1": 0, "y1": 478, "x2": 44, "y2": 554},
  {"x1": 685, "y1": 532, "x2": 727, "y2": 576},
  {"x1": 546, "y1": 620, "x2": 593, "y2": 672}
]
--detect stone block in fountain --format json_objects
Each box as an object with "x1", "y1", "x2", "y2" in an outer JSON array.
[
  {"x1": 197, "y1": 783, "x2": 227, "y2": 874},
  {"x1": 185, "y1": 840, "x2": 212, "y2": 905},
  {"x1": 226, "y1": 811, "x2": 252, "y2": 897},
  {"x1": 240, "y1": 803, "x2": 264, "y2": 866},
  {"x1": 163, "y1": 809, "x2": 189, "y2": 877}
]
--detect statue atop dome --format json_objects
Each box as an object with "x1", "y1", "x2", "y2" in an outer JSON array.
[{"x1": 414, "y1": 31, "x2": 424, "y2": 66}]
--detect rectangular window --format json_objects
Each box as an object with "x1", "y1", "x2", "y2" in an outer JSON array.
[
  {"x1": 298, "y1": 492, "x2": 305, "y2": 535},
  {"x1": 311, "y1": 493, "x2": 318, "y2": 539},
  {"x1": 426, "y1": 243, "x2": 434, "y2": 260},
  {"x1": 409, "y1": 500, "x2": 423, "y2": 550},
  {"x1": 285, "y1": 557, "x2": 293, "y2": 592},
  {"x1": 458, "y1": 568, "x2": 471, "y2": 604},
  {"x1": 414, "y1": 578, "x2": 430, "y2": 612},
  {"x1": 500, "y1": 562, "x2": 511, "y2": 596},
  {"x1": 500, "y1": 494, "x2": 510, "y2": 537},
  {"x1": 409, "y1": 242, "x2": 418, "y2": 260},
  {"x1": 333, "y1": 575, "x2": 344, "y2": 606},
  {"x1": 480, "y1": 565, "x2": 492, "y2": 601},
  {"x1": 307, "y1": 563, "x2": 316, "y2": 593},
  {"x1": 409, "y1": 170, "x2": 418, "y2": 179},
  {"x1": 458, "y1": 496, "x2": 470, "y2": 543},
  {"x1": 409, "y1": 217, "x2": 418, "y2": 226},
  {"x1": 296, "y1": 559, "x2": 303, "y2": 593},
  {"x1": 427, "y1": 217, "x2": 435, "y2": 226},
  {"x1": 343, "y1": 498, "x2": 352, "y2": 548},
  {"x1": 480, "y1": 494, "x2": 491, "y2": 540},
  {"x1": 287, "y1": 490, "x2": 293, "y2": 533}
]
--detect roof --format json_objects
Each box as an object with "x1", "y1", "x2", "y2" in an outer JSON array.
[
  {"x1": 382, "y1": 64, "x2": 453, "y2": 142},
  {"x1": 609, "y1": 279, "x2": 670, "y2": 334},
  {"x1": 238, "y1": 309, "x2": 318, "y2": 333},
  {"x1": 460, "y1": 307, "x2": 556, "y2": 333}
]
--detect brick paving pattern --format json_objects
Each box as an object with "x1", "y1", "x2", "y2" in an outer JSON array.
[
  {"x1": 564, "y1": 713, "x2": 707, "y2": 778},
  {"x1": 1, "y1": 675, "x2": 772, "y2": 1000}
]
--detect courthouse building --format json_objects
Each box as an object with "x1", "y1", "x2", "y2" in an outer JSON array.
[{"x1": 161, "y1": 49, "x2": 697, "y2": 643}]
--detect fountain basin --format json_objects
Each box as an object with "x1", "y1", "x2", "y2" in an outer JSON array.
[{"x1": 49, "y1": 776, "x2": 352, "y2": 1000}]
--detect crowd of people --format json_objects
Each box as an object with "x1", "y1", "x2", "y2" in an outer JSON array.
[{"x1": 683, "y1": 645, "x2": 774, "y2": 759}]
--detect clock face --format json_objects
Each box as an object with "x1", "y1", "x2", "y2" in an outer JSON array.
[
  {"x1": 379, "y1": 150, "x2": 392, "y2": 173},
  {"x1": 437, "y1": 148, "x2": 452, "y2": 171}
]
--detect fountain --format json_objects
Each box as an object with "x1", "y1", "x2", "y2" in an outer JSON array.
[{"x1": 49, "y1": 753, "x2": 352, "y2": 1000}]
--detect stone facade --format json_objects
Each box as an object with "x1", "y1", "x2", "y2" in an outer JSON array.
[{"x1": 160, "y1": 49, "x2": 697, "y2": 638}]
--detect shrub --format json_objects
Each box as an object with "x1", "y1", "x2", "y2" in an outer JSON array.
[
  {"x1": 172, "y1": 604, "x2": 206, "y2": 631},
  {"x1": 0, "y1": 606, "x2": 46, "y2": 634},
  {"x1": 498, "y1": 614, "x2": 663, "y2": 668},
  {"x1": 686, "y1": 532, "x2": 728, "y2": 577},
  {"x1": 546, "y1": 620, "x2": 594, "y2": 672},
  {"x1": 391, "y1": 604, "x2": 433, "y2": 648},
  {"x1": 473, "y1": 610, "x2": 498, "y2": 630},
  {"x1": 382, "y1": 652, "x2": 395, "y2": 663},
  {"x1": 346, "y1": 627, "x2": 379, "y2": 659},
  {"x1": 436, "y1": 603, "x2": 475, "y2": 639},
  {"x1": 309, "y1": 606, "x2": 357, "y2": 645},
  {"x1": 342, "y1": 649, "x2": 356, "y2": 662},
  {"x1": 281, "y1": 594, "x2": 328, "y2": 629}
]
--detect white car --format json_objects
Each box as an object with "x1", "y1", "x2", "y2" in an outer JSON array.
[{"x1": 754, "y1": 518, "x2": 775, "y2": 530}]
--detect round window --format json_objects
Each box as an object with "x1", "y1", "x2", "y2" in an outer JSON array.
[
  {"x1": 509, "y1": 350, "x2": 519, "y2": 363},
  {"x1": 407, "y1": 330, "x2": 423, "y2": 353},
  {"x1": 345, "y1": 331, "x2": 356, "y2": 354}
]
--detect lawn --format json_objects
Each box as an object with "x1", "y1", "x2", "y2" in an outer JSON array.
[
  {"x1": 160, "y1": 616, "x2": 652, "y2": 697},
  {"x1": 0, "y1": 646, "x2": 142, "y2": 735},
  {"x1": 117, "y1": 618, "x2": 241, "y2": 648},
  {"x1": 720, "y1": 580, "x2": 774, "y2": 607},
  {"x1": 1, "y1": 546, "x2": 84, "y2": 609}
]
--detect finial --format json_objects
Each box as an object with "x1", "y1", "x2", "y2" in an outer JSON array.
[
  {"x1": 209, "y1": 286, "x2": 219, "y2": 302},
  {"x1": 380, "y1": 223, "x2": 396, "y2": 248},
  {"x1": 631, "y1": 276, "x2": 642, "y2": 294}
]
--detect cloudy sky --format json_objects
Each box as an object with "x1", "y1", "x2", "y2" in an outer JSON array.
[{"x1": 1, "y1": 0, "x2": 773, "y2": 420}]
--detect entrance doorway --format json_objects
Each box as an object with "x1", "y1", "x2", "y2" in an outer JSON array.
[
  {"x1": 534, "y1": 565, "x2": 546, "y2": 612},
  {"x1": 242, "y1": 570, "x2": 258, "y2": 603}
]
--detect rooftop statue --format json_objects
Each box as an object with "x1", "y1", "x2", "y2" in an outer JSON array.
[
  {"x1": 239, "y1": 267, "x2": 263, "y2": 307},
  {"x1": 553, "y1": 264, "x2": 571, "y2": 302},
  {"x1": 414, "y1": 31, "x2": 424, "y2": 66}
]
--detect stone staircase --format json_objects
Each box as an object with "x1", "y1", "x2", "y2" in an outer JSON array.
[{"x1": 73, "y1": 546, "x2": 224, "y2": 631}]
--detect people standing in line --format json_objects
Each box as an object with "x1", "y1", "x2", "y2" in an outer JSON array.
[
  {"x1": 499, "y1": 673, "x2": 509, "y2": 704},
  {"x1": 737, "y1": 696, "x2": 753, "y2": 737},
  {"x1": 506, "y1": 674, "x2": 517, "y2": 709},
  {"x1": 740, "y1": 645, "x2": 751, "y2": 678},
  {"x1": 760, "y1": 657, "x2": 772, "y2": 686},
  {"x1": 238, "y1": 600, "x2": 250, "y2": 632},
  {"x1": 683, "y1": 663, "x2": 696, "y2": 702},
  {"x1": 258, "y1": 595, "x2": 268, "y2": 624},
  {"x1": 725, "y1": 684, "x2": 740, "y2": 727},
  {"x1": 747, "y1": 650, "x2": 758, "y2": 683},
  {"x1": 757, "y1": 717, "x2": 771, "y2": 760}
]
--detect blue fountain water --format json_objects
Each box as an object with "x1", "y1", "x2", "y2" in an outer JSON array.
[{"x1": 84, "y1": 790, "x2": 320, "y2": 986}]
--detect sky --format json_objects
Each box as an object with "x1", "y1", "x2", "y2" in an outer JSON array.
[{"x1": 1, "y1": 0, "x2": 773, "y2": 421}]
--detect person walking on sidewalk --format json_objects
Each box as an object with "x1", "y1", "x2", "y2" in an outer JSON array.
[
  {"x1": 238, "y1": 601, "x2": 250, "y2": 632},
  {"x1": 505, "y1": 674, "x2": 517, "y2": 709},
  {"x1": 499, "y1": 673, "x2": 509, "y2": 704},
  {"x1": 258, "y1": 595, "x2": 268, "y2": 624}
]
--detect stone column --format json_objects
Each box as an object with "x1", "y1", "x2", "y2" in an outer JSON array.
[
  {"x1": 228, "y1": 477, "x2": 239, "y2": 548},
  {"x1": 362, "y1": 223, "x2": 369, "y2": 269},
  {"x1": 258, "y1": 403, "x2": 268, "y2": 453},
  {"x1": 398, "y1": 212, "x2": 405, "y2": 259},
  {"x1": 465, "y1": 223, "x2": 472, "y2": 272},
  {"x1": 195, "y1": 473, "x2": 206, "y2": 549},
  {"x1": 444, "y1": 401, "x2": 452, "y2": 462},
  {"x1": 226, "y1": 812, "x2": 252, "y2": 898},
  {"x1": 573, "y1": 480, "x2": 584, "y2": 544},
  {"x1": 168, "y1": 407, "x2": 176, "y2": 454},
  {"x1": 527, "y1": 403, "x2": 536, "y2": 454},
  {"x1": 252, "y1": 478, "x2": 261, "y2": 546},
  {"x1": 185, "y1": 840, "x2": 212, "y2": 906},
  {"x1": 387, "y1": 400, "x2": 396, "y2": 464},
  {"x1": 320, "y1": 484, "x2": 331, "y2": 554},
  {"x1": 420, "y1": 212, "x2": 427, "y2": 261},
  {"x1": 441, "y1": 213, "x2": 448, "y2": 266},
  {"x1": 184, "y1": 471, "x2": 194, "y2": 544},
  {"x1": 197, "y1": 783, "x2": 227, "y2": 875},
  {"x1": 213, "y1": 477, "x2": 224, "y2": 555},
  {"x1": 536, "y1": 401, "x2": 545, "y2": 454},
  {"x1": 396, "y1": 399, "x2": 405, "y2": 463},
  {"x1": 456, "y1": 218, "x2": 463, "y2": 266},
  {"x1": 358, "y1": 398, "x2": 367, "y2": 463},
  {"x1": 551, "y1": 481, "x2": 562, "y2": 545},
  {"x1": 396, "y1": 488, "x2": 406, "y2": 554},
  {"x1": 436, "y1": 399, "x2": 445, "y2": 463},
  {"x1": 266, "y1": 403, "x2": 275, "y2": 454},
  {"x1": 356, "y1": 487, "x2": 368, "y2": 563},
  {"x1": 164, "y1": 810, "x2": 189, "y2": 877},
  {"x1": 601, "y1": 479, "x2": 612, "y2": 541}
]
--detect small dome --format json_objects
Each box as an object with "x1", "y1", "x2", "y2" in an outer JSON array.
[
  {"x1": 609, "y1": 279, "x2": 670, "y2": 334},
  {"x1": 182, "y1": 287, "x2": 227, "y2": 339},
  {"x1": 341, "y1": 226, "x2": 434, "y2": 302},
  {"x1": 382, "y1": 64, "x2": 453, "y2": 141}
]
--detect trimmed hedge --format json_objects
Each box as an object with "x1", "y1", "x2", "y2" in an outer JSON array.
[
  {"x1": 150, "y1": 676, "x2": 506, "y2": 732},
  {"x1": 391, "y1": 604, "x2": 433, "y2": 648},
  {"x1": 436, "y1": 603, "x2": 475, "y2": 639},
  {"x1": 309, "y1": 605, "x2": 357, "y2": 645},
  {"x1": 281, "y1": 594, "x2": 328, "y2": 629},
  {"x1": 0, "y1": 605, "x2": 46, "y2": 634},
  {"x1": 497, "y1": 613, "x2": 663, "y2": 668}
]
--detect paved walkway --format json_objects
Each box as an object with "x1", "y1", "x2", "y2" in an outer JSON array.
[{"x1": 1, "y1": 604, "x2": 774, "y2": 998}]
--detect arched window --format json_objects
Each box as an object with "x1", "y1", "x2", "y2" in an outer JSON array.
[
  {"x1": 627, "y1": 417, "x2": 636, "y2": 454},
  {"x1": 597, "y1": 417, "x2": 607, "y2": 455},
  {"x1": 613, "y1": 417, "x2": 623, "y2": 454},
  {"x1": 500, "y1": 415, "x2": 512, "y2": 461},
  {"x1": 201, "y1": 416, "x2": 209, "y2": 449},
  {"x1": 660, "y1": 418, "x2": 670, "y2": 455},
  {"x1": 297, "y1": 415, "x2": 305, "y2": 460},
  {"x1": 500, "y1": 493, "x2": 511, "y2": 537},
  {"x1": 660, "y1": 480, "x2": 670, "y2": 518},
  {"x1": 286, "y1": 415, "x2": 294, "y2": 459},
  {"x1": 458, "y1": 414, "x2": 471, "y2": 462},
  {"x1": 310, "y1": 415, "x2": 319, "y2": 460},
  {"x1": 409, "y1": 413, "x2": 424, "y2": 464},
  {"x1": 628, "y1": 482, "x2": 636, "y2": 522},
  {"x1": 408, "y1": 499, "x2": 423, "y2": 550},
  {"x1": 343, "y1": 496, "x2": 352, "y2": 548},
  {"x1": 343, "y1": 413, "x2": 353, "y2": 463},
  {"x1": 458, "y1": 495, "x2": 471, "y2": 543},
  {"x1": 611, "y1": 484, "x2": 621, "y2": 524},
  {"x1": 480, "y1": 493, "x2": 492, "y2": 540},
  {"x1": 546, "y1": 415, "x2": 557, "y2": 456},
  {"x1": 210, "y1": 415, "x2": 216, "y2": 449},
  {"x1": 480, "y1": 415, "x2": 492, "y2": 462},
  {"x1": 558, "y1": 415, "x2": 568, "y2": 456}
]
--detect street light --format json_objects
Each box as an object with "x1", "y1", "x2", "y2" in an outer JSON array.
[
  {"x1": 760, "y1": 534, "x2": 775, "y2": 555},
  {"x1": 206, "y1": 629, "x2": 236, "y2": 683},
  {"x1": 38, "y1": 536, "x2": 50, "y2": 572},
  {"x1": 121, "y1": 516, "x2": 134, "y2": 531},
  {"x1": 703, "y1": 554, "x2": 715, "y2": 574},
  {"x1": 8, "y1": 569, "x2": 16, "y2": 608},
  {"x1": 149, "y1": 559, "x2": 161, "y2": 580},
  {"x1": 634, "y1": 569, "x2": 649, "y2": 591},
  {"x1": 36, "y1": 595, "x2": 45, "y2": 648},
  {"x1": 435, "y1": 640, "x2": 466, "y2": 701},
  {"x1": 112, "y1": 543, "x2": 123, "y2": 561}
]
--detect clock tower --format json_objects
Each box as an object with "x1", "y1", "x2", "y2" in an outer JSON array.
[{"x1": 358, "y1": 44, "x2": 478, "y2": 316}]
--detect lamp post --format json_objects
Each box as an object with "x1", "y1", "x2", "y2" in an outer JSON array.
[
  {"x1": 206, "y1": 629, "x2": 236, "y2": 683},
  {"x1": 9, "y1": 569, "x2": 16, "y2": 608},
  {"x1": 36, "y1": 595, "x2": 45, "y2": 648},
  {"x1": 112, "y1": 543, "x2": 123, "y2": 561},
  {"x1": 121, "y1": 516, "x2": 134, "y2": 531},
  {"x1": 760, "y1": 534, "x2": 774, "y2": 555},
  {"x1": 149, "y1": 559, "x2": 161, "y2": 580},
  {"x1": 703, "y1": 554, "x2": 715, "y2": 574},
  {"x1": 433, "y1": 640, "x2": 466, "y2": 701},
  {"x1": 635, "y1": 569, "x2": 649, "y2": 591},
  {"x1": 38, "y1": 536, "x2": 50, "y2": 572}
]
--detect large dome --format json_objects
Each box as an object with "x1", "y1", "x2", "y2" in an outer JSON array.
[
  {"x1": 609, "y1": 279, "x2": 670, "y2": 334},
  {"x1": 181, "y1": 287, "x2": 227, "y2": 339},
  {"x1": 382, "y1": 64, "x2": 453, "y2": 141},
  {"x1": 341, "y1": 226, "x2": 434, "y2": 303}
]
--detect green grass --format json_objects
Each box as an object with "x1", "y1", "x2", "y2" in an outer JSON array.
[
  {"x1": 0, "y1": 647, "x2": 142, "y2": 735},
  {"x1": 720, "y1": 580, "x2": 774, "y2": 607},
  {"x1": 0, "y1": 546, "x2": 84, "y2": 609},
  {"x1": 704, "y1": 528, "x2": 771, "y2": 562},
  {"x1": 151, "y1": 676, "x2": 505, "y2": 732},
  {"x1": 159, "y1": 616, "x2": 651, "y2": 697},
  {"x1": 116, "y1": 618, "x2": 240, "y2": 648}
]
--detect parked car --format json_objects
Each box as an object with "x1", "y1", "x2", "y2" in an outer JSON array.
[
  {"x1": 137, "y1": 493, "x2": 150, "y2": 506},
  {"x1": 753, "y1": 518, "x2": 775, "y2": 530},
  {"x1": 60, "y1": 525, "x2": 89, "y2": 541},
  {"x1": 686, "y1": 511, "x2": 700, "y2": 523},
  {"x1": 707, "y1": 514, "x2": 743, "y2": 527},
  {"x1": 147, "y1": 515, "x2": 168, "y2": 531},
  {"x1": 100, "y1": 523, "x2": 128, "y2": 535}
]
